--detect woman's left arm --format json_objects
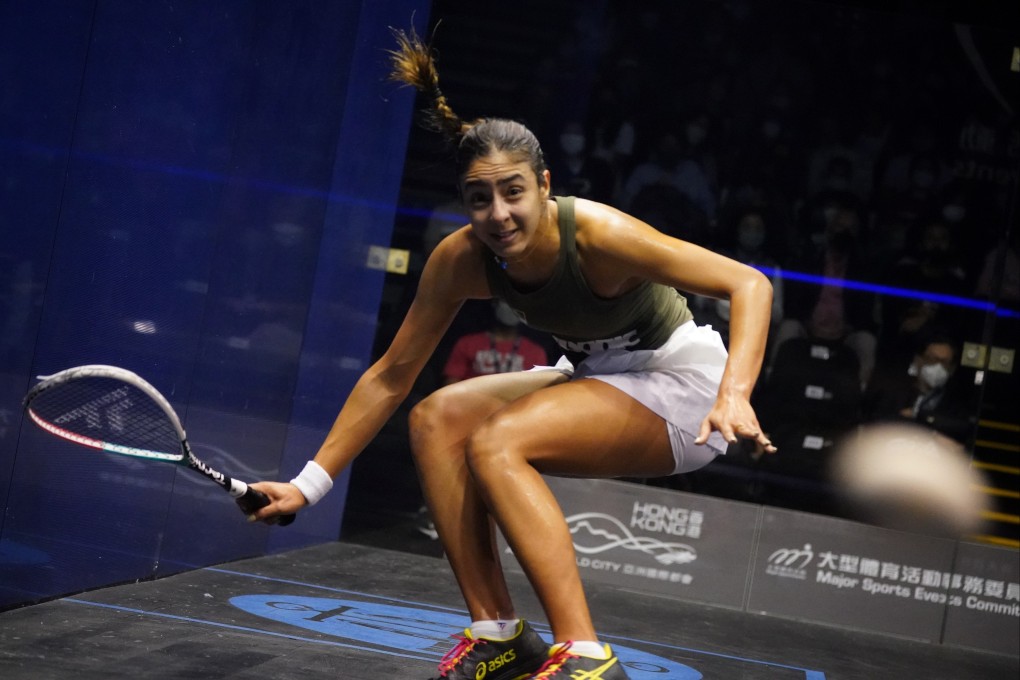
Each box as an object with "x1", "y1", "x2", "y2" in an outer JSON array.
[
  {"x1": 575, "y1": 199, "x2": 777, "y2": 452},
  {"x1": 694, "y1": 262, "x2": 776, "y2": 451}
]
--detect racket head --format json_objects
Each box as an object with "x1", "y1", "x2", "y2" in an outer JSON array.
[
  {"x1": 25, "y1": 364, "x2": 296, "y2": 527},
  {"x1": 24, "y1": 365, "x2": 186, "y2": 463}
]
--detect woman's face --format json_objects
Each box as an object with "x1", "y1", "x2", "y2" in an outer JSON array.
[{"x1": 460, "y1": 150, "x2": 550, "y2": 262}]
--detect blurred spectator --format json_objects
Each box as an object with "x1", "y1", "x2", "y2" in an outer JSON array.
[
  {"x1": 737, "y1": 98, "x2": 804, "y2": 203},
  {"x1": 619, "y1": 129, "x2": 716, "y2": 229},
  {"x1": 851, "y1": 107, "x2": 891, "y2": 201},
  {"x1": 772, "y1": 205, "x2": 878, "y2": 388},
  {"x1": 876, "y1": 121, "x2": 951, "y2": 196},
  {"x1": 682, "y1": 110, "x2": 720, "y2": 199},
  {"x1": 798, "y1": 155, "x2": 868, "y2": 252},
  {"x1": 864, "y1": 332, "x2": 974, "y2": 444},
  {"x1": 874, "y1": 122, "x2": 952, "y2": 228},
  {"x1": 628, "y1": 184, "x2": 704, "y2": 245},
  {"x1": 879, "y1": 217, "x2": 969, "y2": 367},
  {"x1": 932, "y1": 180, "x2": 984, "y2": 277},
  {"x1": 548, "y1": 120, "x2": 617, "y2": 204},
  {"x1": 805, "y1": 115, "x2": 869, "y2": 202},
  {"x1": 587, "y1": 78, "x2": 638, "y2": 176},
  {"x1": 974, "y1": 233, "x2": 1020, "y2": 305},
  {"x1": 442, "y1": 300, "x2": 549, "y2": 385},
  {"x1": 695, "y1": 207, "x2": 785, "y2": 344}
]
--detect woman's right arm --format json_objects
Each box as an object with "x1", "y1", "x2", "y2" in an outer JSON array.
[{"x1": 249, "y1": 228, "x2": 489, "y2": 519}]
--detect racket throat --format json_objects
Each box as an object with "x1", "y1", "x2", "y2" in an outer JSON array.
[{"x1": 186, "y1": 448, "x2": 247, "y2": 498}]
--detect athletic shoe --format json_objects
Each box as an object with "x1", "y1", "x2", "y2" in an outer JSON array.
[
  {"x1": 530, "y1": 642, "x2": 630, "y2": 679},
  {"x1": 430, "y1": 620, "x2": 549, "y2": 679},
  {"x1": 415, "y1": 505, "x2": 439, "y2": 540}
]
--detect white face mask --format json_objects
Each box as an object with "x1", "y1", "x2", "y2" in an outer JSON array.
[{"x1": 918, "y1": 362, "x2": 949, "y2": 390}]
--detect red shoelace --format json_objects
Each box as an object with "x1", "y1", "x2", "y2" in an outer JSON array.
[
  {"x1": 531, "y1": 642, "x2": 579, "y2": 678},
  {"x1": 437, "y1": 633, "x2": 486, "y2": 675}
]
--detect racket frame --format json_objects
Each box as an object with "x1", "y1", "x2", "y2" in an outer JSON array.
[{"x1": 24, "y1": 364, "x2": 293, "y2": 523}]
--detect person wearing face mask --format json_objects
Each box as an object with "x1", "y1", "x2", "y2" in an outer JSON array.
[
  {"x1": 548, "y1": 120, "x2": 617, "y2": 204},
  {"x1": 442, "y1": 300, "x2": 550, "y2": 385},
  {"x1": 863, "y1": 333, "x2": 974, "y2": 444},
  {"x1": 619, "y1": 129, "x2": 716, "y2": 225}
]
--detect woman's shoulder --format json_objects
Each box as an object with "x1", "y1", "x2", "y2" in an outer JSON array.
[
  {"x1": 571, "y1": 197, "x2": 648, "y2": 250},
  {"x1": 422, "y1": 225, "x2": 491, "y2": 297},
  {"x1": 430, "y1": 224, "x2": 484, "y2": 260},
  {"x1": 570, "y1": 197, "x2": 627, "y2": 230}
]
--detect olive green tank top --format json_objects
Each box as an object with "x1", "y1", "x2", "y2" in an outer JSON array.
[{"x1": 484, "y1": 196, "x2": 692, "y2": 365}]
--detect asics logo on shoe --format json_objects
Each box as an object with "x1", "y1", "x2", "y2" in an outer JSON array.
[{"x1": 474, "y1": 648, "x2": 517, "y2": 678}]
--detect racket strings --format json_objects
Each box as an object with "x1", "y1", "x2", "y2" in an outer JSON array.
[{"x1": 29, "y1": 378, "x2": 182, "y2": 456}]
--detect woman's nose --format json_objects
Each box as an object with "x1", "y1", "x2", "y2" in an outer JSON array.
[{"x1": 490, "y1": 195, "x2": 510, "y2": 222}]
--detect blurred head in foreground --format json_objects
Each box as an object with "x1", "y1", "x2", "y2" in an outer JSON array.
[{"x1": 830, "y1": 422, "x2": 989, "y2": 538}]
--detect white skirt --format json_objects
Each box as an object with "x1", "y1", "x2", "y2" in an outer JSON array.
[{"x1": 536, "y1": 320, "x2": 729, "y2": 473}]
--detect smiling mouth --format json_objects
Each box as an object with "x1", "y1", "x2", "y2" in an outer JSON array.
[{"x1": 493, "y1": 229, "x2": 518, "y2": 245}]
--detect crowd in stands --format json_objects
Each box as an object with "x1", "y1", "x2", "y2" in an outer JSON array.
[
  {"x1": 527, "y1": 1, "x2": 1016, "y2": 398},
  {"x1": 407, "y1": 0, "x2": 1018, "y2": 511}
]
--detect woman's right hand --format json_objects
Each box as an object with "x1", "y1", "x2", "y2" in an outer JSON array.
[{"x1": 246, "y1": 481, "x2": 308, "y2": 524}]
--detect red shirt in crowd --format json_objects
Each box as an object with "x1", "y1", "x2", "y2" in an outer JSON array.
[{"x1": 442, "y1": 332, "x2": 549, "y2": 383}]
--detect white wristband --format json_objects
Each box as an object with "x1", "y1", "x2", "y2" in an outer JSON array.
[{"x1": 290, "y1": 461, "x2": 333, "y2": 506}]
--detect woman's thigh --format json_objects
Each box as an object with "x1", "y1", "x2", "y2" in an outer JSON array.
[
  {"x1": 409, "y1": 369, "x2": 570, "y2": 452},
  {"x1": 469, "y1": 377, "x2": 677, "y2": 479}
]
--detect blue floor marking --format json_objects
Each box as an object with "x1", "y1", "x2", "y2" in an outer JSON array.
[
  {"x1": 62, "y1": 565, "x2": 827, "y2": 678},
  {"x1": 209, "y1": 565, "x2": 827, "y2": 678},
  {"x1": 63, "y1": 597, "x2": 436, "y2": 664},
  {"x1": 599, "y1": 632, "x2": 828, "y2": 680},
  {"x1": 207, "y1": 566, "x2": 469, "y2": 612}
]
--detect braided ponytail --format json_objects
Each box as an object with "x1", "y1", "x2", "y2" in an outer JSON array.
[
  {"x1": 388, "y1": 26, "x2": 548, "y2": 187},
  {"x1": 388, "y1": 27, "x2": 467, "y2": 146}
]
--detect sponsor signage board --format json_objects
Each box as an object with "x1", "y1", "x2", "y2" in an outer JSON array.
[
  {"x1": 750, "y1": 507, "x2": 964, "y2": 642},
  {"x1": 498, "y1": 477, "x2": 1019, "y2": 655},
  {"x1": 940, "y1": 541, "x2": 1020, "y2": 656},
  {"x1": 499, "y1": 476, "x2": 761, "y2": 609}
]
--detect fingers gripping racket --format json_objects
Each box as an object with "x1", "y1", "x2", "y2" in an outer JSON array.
[{"x1": 23, "y1": 365, "x2": 295, "y2": 526}]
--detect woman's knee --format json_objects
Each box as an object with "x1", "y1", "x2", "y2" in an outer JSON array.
[
  {"x1": 408, "y1": 384, "x2": 483, "y2": 460},
  {"x1": 464, "y1": 416, "x2": 518, "y2": 481},
  {"x1": 409, "y1": 389, "x2": 454, "y2": 455}
]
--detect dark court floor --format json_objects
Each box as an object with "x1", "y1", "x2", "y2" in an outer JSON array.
[{"x1": 1, "y1": 529, "x2": 1017, "y2": 680}]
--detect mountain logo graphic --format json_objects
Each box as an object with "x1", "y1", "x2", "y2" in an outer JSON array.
[{"x1": 565, "y1": 512, "x2": 698, "y2": 565}]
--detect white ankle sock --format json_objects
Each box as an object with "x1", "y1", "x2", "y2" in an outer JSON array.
[
  {"x1": 470, "y1": 619, "x2": 521, "y2": 641},
  {"x1": 556, "y1": 641, "x2": 610, "y2": 659}
]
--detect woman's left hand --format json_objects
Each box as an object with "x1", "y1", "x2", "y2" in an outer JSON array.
[{"x1": 694, "y1": 391, "x2": 777, "y2": 454}]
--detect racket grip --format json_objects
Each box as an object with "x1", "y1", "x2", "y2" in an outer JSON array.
[{"x1": 236, "y1": 487, "x2": 296, "y2": 527}]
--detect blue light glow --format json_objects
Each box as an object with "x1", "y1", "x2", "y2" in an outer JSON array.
[{"x1": 754, "y1": 265, "x2": 1019, "y2": 319}]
